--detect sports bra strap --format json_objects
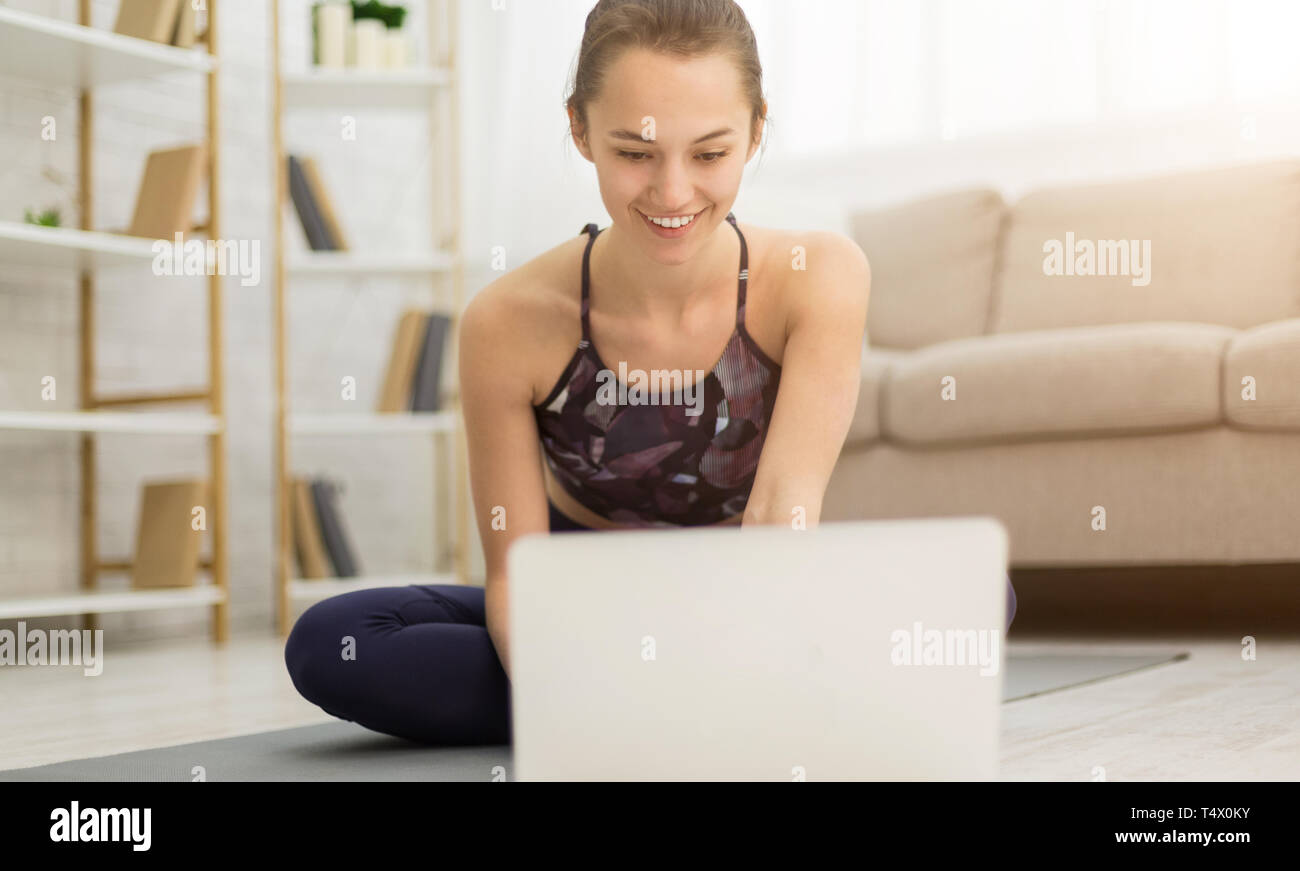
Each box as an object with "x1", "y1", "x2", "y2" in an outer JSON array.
[
  {"x1": 579, "y1": 211, "x2": 748, "y2": 344},
  {"x1": 579, "y1": 223, "x2": 598, "y2": 344},
  {"x1": 726, "y1": 211, "x2": 749, "y2": 327}
]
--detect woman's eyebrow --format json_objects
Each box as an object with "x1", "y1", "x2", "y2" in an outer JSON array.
[{"x1": 606, "y1": 127, "x2": 736, "y2": 144}]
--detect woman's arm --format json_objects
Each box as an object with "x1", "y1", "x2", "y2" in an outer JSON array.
[
  {"x1": 458, "y1": 278, "x2": 554, "y2": 680},
  {"x1": 743, "y1": 233, "x2": 871, "y2": 529}
]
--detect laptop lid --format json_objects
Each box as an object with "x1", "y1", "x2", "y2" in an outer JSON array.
[{"x1": 507, "y1": 516, "x2": 1008, "y2": 781}]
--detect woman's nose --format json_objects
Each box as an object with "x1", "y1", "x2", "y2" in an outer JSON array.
[{"x1": 651, "y1": 158, "x2": 694, "y2": 210}]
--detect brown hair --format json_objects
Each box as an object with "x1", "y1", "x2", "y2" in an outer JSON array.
[{"x1": 565, "y1": 0, "x2": 770, "y2": 162}]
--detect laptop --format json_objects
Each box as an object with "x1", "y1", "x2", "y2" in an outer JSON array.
[{"x1": 506, "y1": 516, "x2": 1008, "y2": 781}]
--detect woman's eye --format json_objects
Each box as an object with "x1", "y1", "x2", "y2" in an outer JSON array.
[{"x1": 616, "y1": 151, "x2": 729, "y2": 163}]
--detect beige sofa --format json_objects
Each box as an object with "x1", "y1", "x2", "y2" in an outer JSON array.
[{"x1": 822, "y1": 160, "x2": 1300, "y2": 567}]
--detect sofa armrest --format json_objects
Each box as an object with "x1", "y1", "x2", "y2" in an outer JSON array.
[
  {"x1": 844, "y1": 345, "x2": 904, "y2": 450},
  {"x1": 1223, "y1": 318, "x2": 1300, "y2": 430}
]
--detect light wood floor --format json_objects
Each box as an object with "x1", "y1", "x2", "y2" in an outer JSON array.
[{"x1": 1, "y1": 629, "x2": 1297, "y2": 779}]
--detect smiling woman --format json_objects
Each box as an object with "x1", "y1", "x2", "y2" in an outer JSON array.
[{"x1": 284, "y1": 0, "x2": 880, "y2": 748}]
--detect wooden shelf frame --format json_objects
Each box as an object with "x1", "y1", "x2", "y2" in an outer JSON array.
[
  {"x1": 271, "y1": 0, "x2": 470, "y2": 636},
  {"x1": 0, "y1": 2, "x2": 229, "y2": 637}
]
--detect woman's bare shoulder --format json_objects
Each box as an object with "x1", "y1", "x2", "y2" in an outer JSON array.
[
  {"x1": 724, "y1": 219, "x2": 867, "y2": 365},
  {"x1": 460, "y1": 234, "x2": 587, "y2": 405},
  {"x1": 737, "y1": 219, "x2": 867, "y2": 301},
  {"x1": 736, "y1": 219, "x2": 858, "y2": 271}
]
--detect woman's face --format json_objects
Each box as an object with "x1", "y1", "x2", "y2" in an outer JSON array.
[{"x1": 572, "y1": 48, "x2": 761, "y2": 263}]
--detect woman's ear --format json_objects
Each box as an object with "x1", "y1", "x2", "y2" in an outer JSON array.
[
  {"x1": 748, "y1": 115, "x2": 765, "y2": 161},
  {"x1": 569, "y1": 107, "x2": 594, "y2": 162}
]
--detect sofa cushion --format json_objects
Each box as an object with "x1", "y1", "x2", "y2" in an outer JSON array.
[
  {"x1": 990, "y1": 160, "x2": 1300, "y2": 334},
  {"x1": 849, "y1": 188, "x2": 1004, "y2": 349},
  {"x1": 882, "y1": 322, "x2": 1235, "y2": 445},
  {"x1": 1223, "y1": 318, "x2": 1300, "y2": 430},
  {"x1": 846, "y1": 346, "x2": 905, "y2": 448}
]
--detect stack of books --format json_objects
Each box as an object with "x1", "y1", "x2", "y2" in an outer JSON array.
[
  {"x1": 378, "y1": 309, "x2": 452, "y2": 413},
  {"x1": 291, "y1": 477, "x2": 361, "y2": 579}
]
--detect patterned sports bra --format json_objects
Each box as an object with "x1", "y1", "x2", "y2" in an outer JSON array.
[{"x1": 532, "y1": 211, "x2": 782, "y2": 527}]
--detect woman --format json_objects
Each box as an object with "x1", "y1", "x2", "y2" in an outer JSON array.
[{"x1": 285, "y1": 0, "x2": 1014, "y2": 747}]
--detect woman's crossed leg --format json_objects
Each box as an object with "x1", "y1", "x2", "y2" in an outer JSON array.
[{"x1": 284, "y1": 584, "x2": 510, "y2": 745}]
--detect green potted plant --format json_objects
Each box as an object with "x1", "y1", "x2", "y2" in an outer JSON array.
[
  {"x1": 23, "y1": 207, "x2": 61, "y2": 227},
  {"x1": 350, "y1": 1, "x2": 408, "y2": 68},
  {"x1": 351, "y1": 1, "x2": 407, "y2": 29}
]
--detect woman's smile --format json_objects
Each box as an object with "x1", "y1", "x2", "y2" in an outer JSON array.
[{"x1": 636, "y1": 206, "x2": 707, "y2": 238}]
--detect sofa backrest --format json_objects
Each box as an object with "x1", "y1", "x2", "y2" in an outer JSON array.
[
  {"x1": 849, "y1": 188, "x2": 1004, "y2": 350},
  {"x1": 989, "y1": 160, "x2": 1300, "y2": 334}
]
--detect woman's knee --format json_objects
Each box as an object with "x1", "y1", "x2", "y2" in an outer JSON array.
[{"x1": 284, "y1": 595, "x2": 357, "y2": 709}]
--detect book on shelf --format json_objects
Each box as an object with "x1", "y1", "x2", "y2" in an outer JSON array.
[
  {"x1": 287, "y1": 154, "x2": 346, "y2": 251},
  {"x1": 127, "y1": 144, "x2": 207, "y2": 240},
  {"x1": 410, "y1": 313, "x2": 452, "y2": 412},
  {"x1": 377, "y1": 309, "x2": 429, "y2": 413},
  {"x1": 132, "y1": 479, "x2": 209, "y2": 589},
  {"x1": 170, "y1": 0, "x2": 198, "y2": 48},
  {"x1": 287, "y1": 155, "x2": 330, "y2": 250},
  {"x1": 310, "y1": 478, "x2": 361, "y2": 578},
  {"x1": 300, "y1": 157, "x2": 349, "y2": 250},
  {"x1": 291, "y1": 478, "x2": 332, "y2": 579},
  {"x1": 113, "y1": 0, "x2": 183, "y2": 45}
]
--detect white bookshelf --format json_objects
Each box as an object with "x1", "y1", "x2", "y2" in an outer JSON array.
[
  {"x1": 288, "y1": 251, "x2": 458, "y2": 277},
  {"x1": 0, "y1": 5, "x2": 215, "y2": 88},
  {"x1": 0, "y1": 6, "x2": 229, "y2": 639},
  {"x1": 272, "y1": 0, "x2": 470, "y2": 636},
  {"x1": 290, "y1": 412, "x2": 456, "y2": 435},
  {"x1": 281, "y1": 67, "x2": 452, "y2": 109},
  {"x1": 0, "y1": 411, "x2": 221, "y2": 435},
  {"x1": 0, "y1": 221, "x2": 158, "y2": 270},
  {"x1": 0, "y1": 586, "x2": 225, "y2": 621},
  {"x1": 288, "y1": 574, "x2": 458, "y2": 603}
]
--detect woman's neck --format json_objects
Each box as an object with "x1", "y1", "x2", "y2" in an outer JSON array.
[{"x1": 590, "y1": 216, "x2": 737, "y2": 327}]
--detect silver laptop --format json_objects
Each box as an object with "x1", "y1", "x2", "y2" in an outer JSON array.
[{"x1": 506, "y1": 516, "x2": 1008, "y2": 781}]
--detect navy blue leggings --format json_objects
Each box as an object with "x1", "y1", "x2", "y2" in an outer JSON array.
[{"x1": 283, "y1": 502, "x2": 1017, "y2": 745}]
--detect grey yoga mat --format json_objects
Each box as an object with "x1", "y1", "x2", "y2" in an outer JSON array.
[{"x1": 0, "y1": 650, "x2": 1187, "y2": 781}]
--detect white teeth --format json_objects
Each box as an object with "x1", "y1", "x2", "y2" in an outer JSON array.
[{"x1": 645, "y1": 211, "x2": 695, "y2": 228}]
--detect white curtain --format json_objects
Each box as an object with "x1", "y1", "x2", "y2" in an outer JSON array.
[
  {"x1": 740, "y1": 0, "x2": 1300, "y2": 153},
  {"x1": 459, "y1": 0, "x2": 1300, "y2": 278}
]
